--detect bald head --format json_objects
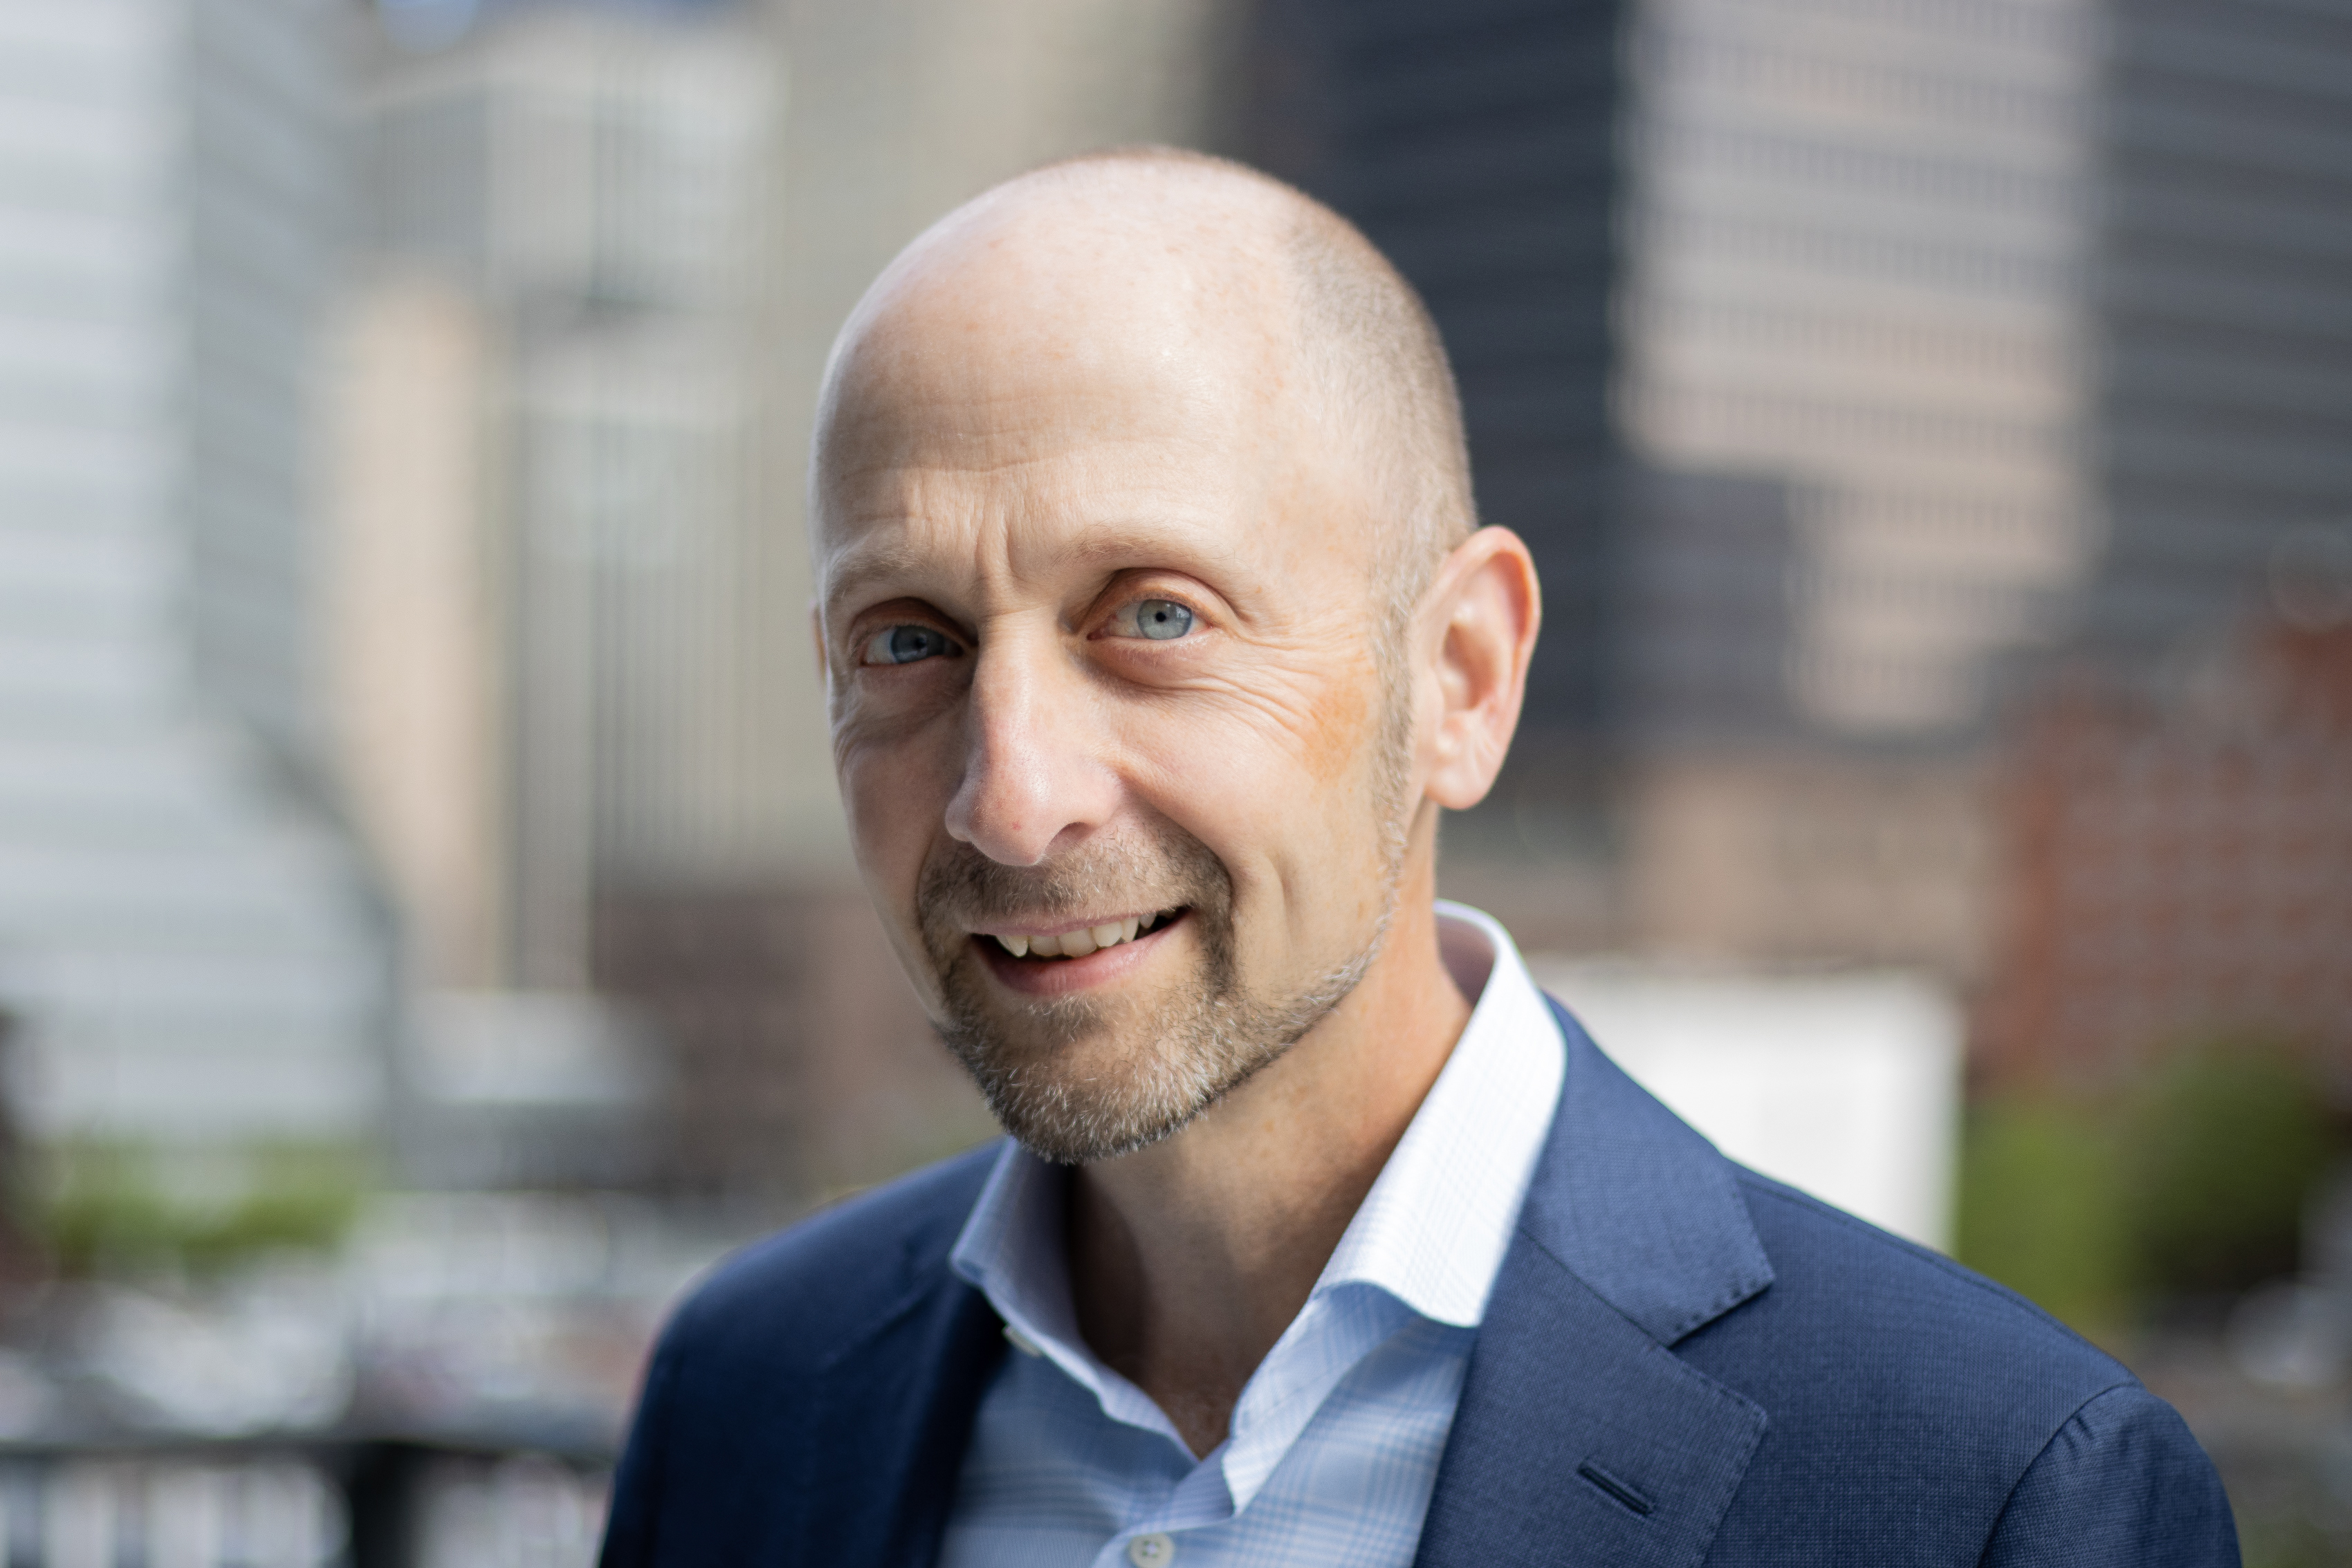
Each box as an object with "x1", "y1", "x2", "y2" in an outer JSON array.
[{"x1": 814, "y1": 149, "x2": 1475, "y2": 615}]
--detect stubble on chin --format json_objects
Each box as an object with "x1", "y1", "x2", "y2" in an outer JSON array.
[{"x1": 915, "y1": 829, "x2": 1376, "y2": 1165}]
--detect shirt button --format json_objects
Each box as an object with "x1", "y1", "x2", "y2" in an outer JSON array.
[{"x1": 1126, "y1": 1533, "x2": 1176, "y2": 1567}]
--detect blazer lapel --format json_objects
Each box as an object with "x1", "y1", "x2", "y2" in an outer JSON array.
[
  {"x1": 806, "y1": 1253, "x2": 1007, "y2": 1567},
  {"x1": 1415, "y1": 1001, "x2": 1774, "y2": 1568}
]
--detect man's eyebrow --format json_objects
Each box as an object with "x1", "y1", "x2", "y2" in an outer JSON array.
[
  {"x1": 820, "y1": 542, "x2": 937, "y2": 614},
  {"x1": 822, "y1": 520, "x2": 1249, "y2": 616}
]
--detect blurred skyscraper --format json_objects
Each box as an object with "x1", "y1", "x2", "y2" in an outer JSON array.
[
  {"x1": 2082, "y1": 2, "x2": 2352, "y2": 674},
  {"x1": 331, "y1": 1, "x2": 780, "y2": 1190},
  {"x1": 338, "y1": 1, "x2": 778, "y2": 991},
  {"x1": 1983, "y1": 620, "x2": 2352, "y2": 1091},
  {"x1": 0, "y1": 2, "x2": 392, "y2": 1154},
  {"x1": 1251, "y1": 0, "x2": 2352, "y2": 980}
]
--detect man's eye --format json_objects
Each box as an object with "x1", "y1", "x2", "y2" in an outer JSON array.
[
  {"x1": 1105, "y1": 598, "x2": 1196, "y2": 641},
  {"x1": 861, "y1": 625, "x2": 962, "y2": 665}
]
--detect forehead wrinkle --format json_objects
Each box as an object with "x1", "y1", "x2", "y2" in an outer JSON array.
[
  {"x1": 820, "y1": 409, "x2": 1274, "y2": 622},
  {"x1": 825, "y1": 313, "x2": 1274, "y2": 487},
  {"x1": 815, "y1": 346, "x2": 1270, "y2": 600},
  {"x1": 823, "y1": 500, "x2": 1274, "y2": 625},
  {"x1": 829, "y1": 413, "x2": 1241, "y2": 499},
  {"x1": 818, "y1": 536, "x2": 939, "y2": 617}
]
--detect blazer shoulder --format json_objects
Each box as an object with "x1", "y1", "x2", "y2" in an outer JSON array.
[
  {"x1": 1707, "y1": 1165, "x2": 2137, "y2": 1415},
  {"x1": 664, "y1": 1140, "x2": 1002, "y2": 1373},
  {"x1": 1681, "y1": 1170, "x2": 2232, "y2": 1564}
]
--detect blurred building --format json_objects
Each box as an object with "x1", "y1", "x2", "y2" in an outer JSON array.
[
  {"x1": 1977, "y1": 1, "x2": 2352, "y2": 1089},
  {"x1": 338, "y1": 0, "x2": 781, "y2": 991},
  {"x1": 0, "y1": 2, "x2": 392, "y2": 1159},
  {"x1": 1981, "y1": 618, "x2": 2352, "y2": 1091},
  {"x1": 331, "y1": 1, "x2": 788, "y2": 1195},
  {"x1": 590, "y1": 887, "x2": 995, "y2": 1200},
  {"x1": 1252, "y1": 0, "x2": 2352, "y2": 993},
  {"x1": 1534, "y1": 958, "x2": 1961, "y2": 1248},
  {"x1": 2079, "y1": 3, "x2": 2352, "y2": 682}
]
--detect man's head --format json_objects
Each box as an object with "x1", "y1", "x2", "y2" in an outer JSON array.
[{"x1": 811, "y1": 150, "x2": 1537, "y2": 1163}]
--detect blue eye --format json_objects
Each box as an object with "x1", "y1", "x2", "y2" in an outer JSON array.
[
  {"x1": 1111, "y1": 598, "x2": 1195, "y2": 641},
  {"x1": 861, "y1": 625, "x2": 961, "y2": 665}
]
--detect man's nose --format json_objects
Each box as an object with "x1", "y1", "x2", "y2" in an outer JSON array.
[{"x1": 942, "y1": 637, "x2": 1119, "y2": 866}]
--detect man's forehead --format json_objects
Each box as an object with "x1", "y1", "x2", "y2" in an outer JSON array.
[
  {"x1": 818, "y1": 269, "x2": 1296, "y2": 569},
  {"x1": 818, "y1": 496, "x2": 1258, "y2": 611},
  {"x1": 811, "y1": 358, "x2": 1363, "y2": 614},
  {"x1": 819, "y1": 174, "x2": 1307, "y2": 443},
  {"x1": 827, "y1": 252, "x2": 1285, "y2": 441},
  {"x1": 821, "y1": 351, "x2": 1247, "y2": 483},
  {"x1": 814, "y1": 338, "x2": 1274, "y2": 572}
]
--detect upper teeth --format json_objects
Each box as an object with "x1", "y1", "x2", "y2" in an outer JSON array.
[{"x1": 995, "y1": 913, "x2": 1161, "y2": 959}]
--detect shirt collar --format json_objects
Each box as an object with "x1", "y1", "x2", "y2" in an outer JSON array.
[
  {"x1": 946, "y1": 900, "x2": 1565, "y2": 1408},
  {"x1": 1313, "y1": 900, "x2": 1565, "y2": 1327}
]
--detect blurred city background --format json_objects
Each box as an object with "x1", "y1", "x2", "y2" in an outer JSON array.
[{"x1": 1, "y1": 0, "x2": 2349, "y2": 1560}]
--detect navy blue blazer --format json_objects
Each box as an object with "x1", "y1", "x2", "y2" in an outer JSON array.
[{"x1": 602, "y1": 1002, "x2": 2239, "y2": 1565}]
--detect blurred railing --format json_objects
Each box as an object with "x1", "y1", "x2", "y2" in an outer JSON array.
[{"x1": 0, "y1": 1435, "x2": 608, "y2": 1568}]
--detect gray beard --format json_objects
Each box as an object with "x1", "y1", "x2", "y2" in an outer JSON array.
[{"x1": 917, "y1": 827, "x2": 1393, "y2": 1165}]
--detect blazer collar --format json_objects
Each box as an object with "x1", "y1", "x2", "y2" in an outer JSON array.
[
  {"x1": 1413, "y1": 999, "x2": 1774, "y2": 1568},
  {"x1": 1520, "y1": 997, "x2": 1774, "y2": 1343}
]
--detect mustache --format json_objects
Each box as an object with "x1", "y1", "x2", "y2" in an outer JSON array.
[{"x1": 916, "y1": 828, "x2": 1231, "y2": 932}]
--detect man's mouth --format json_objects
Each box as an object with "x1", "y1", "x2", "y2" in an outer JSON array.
[{"x1": 981, "y1": 907, "x2": 1184, "y2": 960}]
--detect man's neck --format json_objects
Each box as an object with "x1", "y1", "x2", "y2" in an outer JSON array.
[{"x1": 1063, "y1": 853, "x2": 1474, "y2": 1458}]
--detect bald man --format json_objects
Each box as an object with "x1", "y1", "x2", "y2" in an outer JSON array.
[{"x1": 600, "y1": 152, "x2": 2234, "y2": 1568}]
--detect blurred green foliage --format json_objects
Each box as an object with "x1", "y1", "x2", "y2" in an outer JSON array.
[
  {"x1": 2237, "y1": 1517, "x2": 2346, "y2": 1568},
  {"x1": 2122, "y1": 1045, "x2": 2338, "y2": 1296},
  {"x1": 39, "y1": 1141, "x2": 372, "y2": 1276},
  {"x1": 1958, "y1": 1038, "x2": 2344, "y2": 1335},
  {"x1": 1956, "y1": 1099, "x2": 2134, "y2": 1337}
]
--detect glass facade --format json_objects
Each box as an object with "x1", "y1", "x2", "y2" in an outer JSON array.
[
  {"x1": 2083, "y1": 0, "x2": 2352, "y2": 677},
  {"x1": 1617, "y1": 0, "x2": 2105, "y2": 740},
  {"x1": 348, "y1": 10, "x2": 778, "y2": 986},
  {"x1": 0, "y1": 0, "x2": 389, "y2": 1145}
]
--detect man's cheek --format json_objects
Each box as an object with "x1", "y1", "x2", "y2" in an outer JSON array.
[
  {"x1": 840, "y1": 741, "x2": 934, "y2": 842},
  {"x1": 1184, "y1": 671, "x2": 1354, "y2": 788},
  {"x1": 847, "y1": 805, "x2": 939, "y2": 970}
]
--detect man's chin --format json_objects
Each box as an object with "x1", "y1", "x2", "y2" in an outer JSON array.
[
  {"x1": 996, "y1": 1093, "x2": 1204, "y2": 1168},
  {"x1": 937, "y1": 984, "x2": 1118, "y2": 1058},
  {"x1": 924, "y1": 927, "x2": 1358, "y2": 1165},
  {"x1": 946, "y1": 1029, "x2": 1211, "y2": 1165}
]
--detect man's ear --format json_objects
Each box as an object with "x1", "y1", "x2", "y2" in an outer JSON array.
[{"x1": 1422, "y1": 526, "x2": 1540, "y2": 811}]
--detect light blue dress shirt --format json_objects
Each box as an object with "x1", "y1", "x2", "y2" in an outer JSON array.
[{"x1": 939, "y1": 903, "x2": 1568, "y2": 1568}]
